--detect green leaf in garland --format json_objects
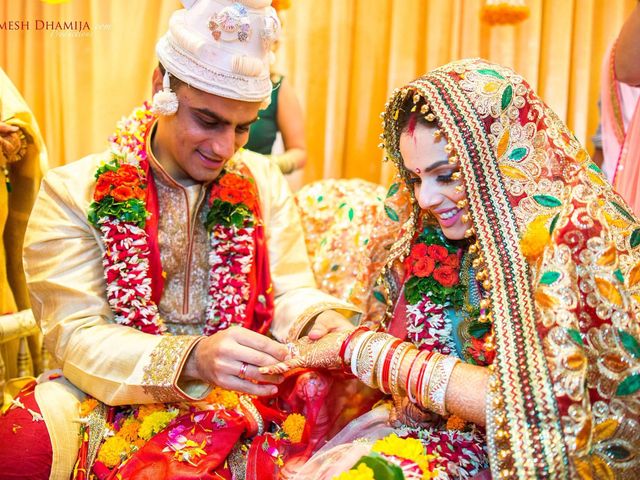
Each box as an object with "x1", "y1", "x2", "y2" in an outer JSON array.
[
  {"x1": 348, "y1": 208, "x2": 354, "y2": 222},
  {"x1": 618, "y1": 329, "x2": 640, "y2": 359},
  {"x1": 384, "y1": 205, "x2": 400, "y2": 222},
  {"x1": 316, "y1": 195, "x2": 324, "y2": 202},
  {"x1": 614, "y1": 269, "x2": 625, "y2": 284},
  {"x1": 331, "y1": 264, "x2": 339, "y2": 272},
  {"x1": 468, "y1": 321, "x2": 491, "y2": 339},
  {"x1": 611, "y1": 201, "x2": 635, "y2": 222},
  {"x1": 549, "y1": 214, "x2": 560, "y2": 234},
  {"x1": 354, "y1": 455, "x2": 405, "y2": 480},
  {"x1": 630, "y1": 228, "x2": 640, "y2": 248},
  {"x1": 501, "y1": 85, "x2": 513, "y2": 111},
  {"x1": 540, "y1": 271, "x2": 561, "y2": 285},
  {"x1": 566, "y1": 328, "x2": 583, "y2": 345},
  {"x1": 386, "y1": 182, "x2": 400, "y2": 198},
  {"x1": 508, "y1": 147, "x2": 528, "y2": 162},
  {"x1": 533, "y1": 194, "x2": 562, "y2": 208},
  {"x1": 478, "y1": 69, "x2": 504, "y2": 79},
  {"x1": 373, "y1": 290, "x2": 386, "y2": 304},
  {"x1": 616, "y1": 373, "x2": 640, "y2": 396},
  {"x1": 338, "y1": 202, "x2": 347, "y2": 209}
]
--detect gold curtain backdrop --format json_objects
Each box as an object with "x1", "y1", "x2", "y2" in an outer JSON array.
[{"x1": 0, "y1": 0, "x2": 636, "y2": 186}]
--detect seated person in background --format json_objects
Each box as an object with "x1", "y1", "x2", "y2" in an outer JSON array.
[
  {"x1": 0, "y1": 66, "x2": 48, "y2": 390},
  {"x1": 244, "y1": 4, "x2": 306, "y2": 177},
  {"x1": 0, "y1": 1, "x2": 357, "y2": 479},
  {"x1": 263, "y1": 58, "x2": 640, "y2": 480},
  {"x1": 600, "y1": 1, "x2": 640, "y2": 213},
  {"x1": 245, "y1": 75, "x2": 307, "y2": 176}
]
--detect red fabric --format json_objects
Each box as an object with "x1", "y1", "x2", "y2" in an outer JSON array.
[
  {"x1": 0, "y1": 381, "x2": 52, "y2": 480},
  {"x1": 236, "y1": 163, "x2": 274, "y2": 335},
  {"x1": 107, "y1": 409, "x2": 247, "y2": 480},
  {"x1": 140, "y1": 157, "x2": 164, "y2": 305}
]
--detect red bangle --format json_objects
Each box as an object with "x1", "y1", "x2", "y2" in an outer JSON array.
[
  {"x1": 339, "y1": 326, "x2": 369, "y2": 371},
  {"x1": 381, "y1": 340, "x2": 402, "y2": 394},
  {"x1": 414, "y1": 351, "x2": 434, "y2": 409}
]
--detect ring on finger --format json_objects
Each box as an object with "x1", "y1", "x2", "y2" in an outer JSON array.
[{"x1": 239, "y1": 362, "x2": 249, "y2": 380}]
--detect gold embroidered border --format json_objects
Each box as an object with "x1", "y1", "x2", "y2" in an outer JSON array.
[
  {"x1": 141, "y1": 335, "x2": 200, "y2": 402},
  {"x1": 86, "y1": 400, "x2": 108, "y2": 473},
  {"x1": 421, "y1": 65, "x2": 569, "y2": 479}
]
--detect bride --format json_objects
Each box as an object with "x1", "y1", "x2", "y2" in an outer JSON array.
[{"x1": 263, "y1": 59, "x2": 640, "y2": 480}]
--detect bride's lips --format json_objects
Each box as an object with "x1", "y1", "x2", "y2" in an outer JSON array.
[{"x1": 435, "y1": 207, "x2": 463, "y2": 228}]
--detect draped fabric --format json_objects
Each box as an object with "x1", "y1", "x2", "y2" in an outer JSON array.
[
  {"x1": 378, "y1": 59, "x2": 639, "y2": 479},
  {"x1": 0, "y1": 0, "x2": 637, "y2": 185}
]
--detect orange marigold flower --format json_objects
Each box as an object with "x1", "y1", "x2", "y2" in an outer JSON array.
[
  {"x1": 79, "y1": 398, "x2": 98, "y2": 417},
  {"x1": 137, "y1": 403, "x2": 165, "y2": 419},
  {"x1": 446, "y1": 414, "x2": 467, "y2": 431},
  {"x1": 111, "y1": 185, "x2": 135, "y2": 202},
  {"x1": 117, "y1": 417, "x2": 141, "y2": 443}
]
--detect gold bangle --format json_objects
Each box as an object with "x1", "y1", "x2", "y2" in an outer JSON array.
[
  {"x1": 419, "y1": 352, "x2": 442, "y2": 410},
  {"x1": 388, "y1": 342, "x2": 415, "y2": 396},
  {"x1": 425, "y1": 355, "x2": 459, "y2": 416},
  {"x1": 357, "y1": 332, "x2": 390, "y2": 388}
]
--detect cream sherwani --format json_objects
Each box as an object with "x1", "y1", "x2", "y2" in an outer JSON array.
[{"x1": 23, "y1": 147, "x2": 358, "y2": 479}]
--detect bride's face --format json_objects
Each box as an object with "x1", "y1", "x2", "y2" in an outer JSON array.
[{"x1": 400, "y1": 122, "x2": 471, "y2": 240}]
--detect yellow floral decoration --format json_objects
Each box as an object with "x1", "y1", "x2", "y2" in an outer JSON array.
[
  {"x1": 333, "y1": 462, "x2": 375, "y2": 480},
  {"x1": 97, "y1": 435, "x2": 130, "y2": 468},
  {"x1": 282, "y1": 413, "x2": 306, "y2": 443},
  {"x1": 205, "y1": 386, "x2": 240, "y2": 409},
  {"x1": 138, "y1": 410, "x2": 179, "y2": 440}
]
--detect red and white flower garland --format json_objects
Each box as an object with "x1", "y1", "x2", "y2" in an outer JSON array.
[{"x1": 204, "y1": 224, "x2": 254, "y2": 335}]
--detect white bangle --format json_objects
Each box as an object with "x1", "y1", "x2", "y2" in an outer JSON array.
[{"x1": 350, "y1": 331, "x2": 374, "y2": 378}]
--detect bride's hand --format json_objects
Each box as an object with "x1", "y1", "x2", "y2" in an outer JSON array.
[{"x1": 259, "y1": 329, "x2": 352, "y2": 375}]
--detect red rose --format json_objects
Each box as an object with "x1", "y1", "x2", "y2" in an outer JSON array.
[
  {"x1": 238, "y1": 189, "x2": 255, "y2": 209},
  {"x1": 442, "y1": 253, "x2": 460, "y2": 269},
  {"x1": 111, "y1": 185, "x2": 135, "y2": 202},
  {"x1": 433, "y1": 265, "x2": 459, "y2": 287},
  {"x1": 220, "y1": 188, "x2": 244, "y2": 204},
  {"x1": 116, "y1": 164, "x2": 140, "y2": 187},
  {"x1": 94, "y1": 176, "x2": 113, "y2": 201},
  {"x1": 410, "y1": 243, "x2": 428, "y2": 259},
  {"x1": 427, "y1": 245, "x2": 449, "y2": 262},
  {"x1": 133, "y1": 186, "x2": 145, "y2": 200},
  {"x1": 220, "y1": 173, "x2": 251, "y2": 191},
  {"x1": 413, "y1": 256, "x2": 435, "y2": 278}
]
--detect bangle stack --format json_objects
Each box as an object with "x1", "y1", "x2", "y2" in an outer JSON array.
[{"x1": 340, "y1": 328, "x2": 459, "y2": 416}]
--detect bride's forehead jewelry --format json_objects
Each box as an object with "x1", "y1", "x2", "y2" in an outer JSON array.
[{"x1": 415, "y1": 168, "x2": 421, "y2": 174}]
